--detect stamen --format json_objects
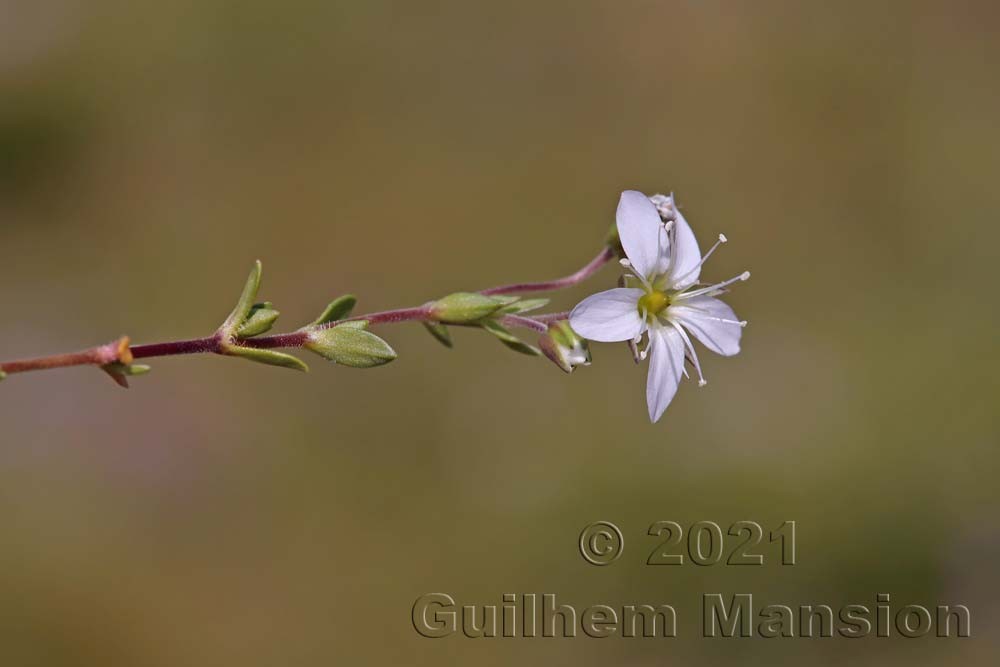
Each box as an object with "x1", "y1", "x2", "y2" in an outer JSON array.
[
  {"x1": 619, "y1": 258, "x2": 652, "y2": 290},
  {"x1": 674, "y1": 271, "x2": 750, "y2": 300},
  {"x1": 637, "y1": 328, "x2": 651, "y2": 361},
  {"x1": 672, "y1": 233, "x2": 728, "y2": 285},
  {"x1": 670, "y1": 321, "x2": 706, "y2": 387}
]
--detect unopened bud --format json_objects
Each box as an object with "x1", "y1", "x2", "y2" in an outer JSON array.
[
  {"x1": 538, "y1": 321, "x2": 591, "y2": 373},
  {"x1": 305, "y1": 324, "x2": 397, "y2": 368},
  {"x1": 429, "y1": 292, "x2": 505, "y2": 323},
  {"x1": 649, "y1": 193, "x2": 676, "y2": 222}
]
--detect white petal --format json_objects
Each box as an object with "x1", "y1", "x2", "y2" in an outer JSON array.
[
  {"x1": 646, "y1": 325, "x2": 685, "y2": 423},
  {"x1": 569, "y1": 288, "x2": 645, "y2": 342},
  {"x1": 668, "y1": 295, "x2": 742, "y2": 356},
  {"x1": 668, "y1": 199, "x2": 702, "y2": 288},
  {"x1": 617, "y1": 190, "x2": 666, "y2": 279}
]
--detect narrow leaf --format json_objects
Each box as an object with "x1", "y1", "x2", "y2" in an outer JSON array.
[
  {"x1": 101, "y1": 366, "x2": 130, "y2": 388},
  {"x1": 101, "y1": 362, "x2": 153, "y2": 388},
  {"x1": 311, "y1": 295, "x2": 357, "y2": 326},
  {"x1": 480, "y1": 320, "x2": 541, "y2": 356},
  {"x1": 422, "y1": 321, "x2": 453, "y2": 348},
  {"x1": 238, "y1": 303, "x2": 280, "y2": 337},
  {"x1": 226, "y1": 345, "x2": 309, "y2": 372},
  {"x1": 221, "y1": 260, "x2": 263, "y2": 332},
  {"x1": 335, "y1": 320, "x2": 369, "y2": 329},
  {"x1": 498, "y1": 298, "x2": 550, "y2": 314}
]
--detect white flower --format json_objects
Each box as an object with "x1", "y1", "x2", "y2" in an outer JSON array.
[{"x1": 569, "y1": 190, "x2": 749, "y2": 423}]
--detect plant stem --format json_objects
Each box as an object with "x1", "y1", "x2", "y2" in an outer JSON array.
[
  {"x1": 480, "y1": 247, "x2": 614, "y2": 295},
  {"x1": 1, "y1": 337, "x2": 133, "y2": 376},
  {"x1": 336, "y1": 306, "x2": 433, "y2": 329},
  {"x1": 499, "y1": 314, "x2": 548, "y2": 333},
  {"x1": 533, "y1": 311, "x2": 570, "y2": 324},
  {"x1": 131, "y1": 336, "x2": 220, "y2": 359},
  {"x1": 1, "y1": 245, "x2": 613, "y2": 379}
]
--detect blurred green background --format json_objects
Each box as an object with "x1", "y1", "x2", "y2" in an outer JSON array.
[{"x1": 1, "y1": 0, "x2": 998, "y2": 664}]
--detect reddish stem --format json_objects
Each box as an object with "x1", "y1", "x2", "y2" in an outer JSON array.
[
  {"x1": 0, "y1": 337, "x2": 132, "y2": 376},
  {"x1": 480, "y1": 247, "x2": 614, "y2": 295},
  {"x1": 1, "y1": 246, "x2": 612, "y2": 378}
]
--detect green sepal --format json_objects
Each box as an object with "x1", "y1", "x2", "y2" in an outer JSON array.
[
  {"x1": 605, "y1": 224, "x2": 624, "y2": 256},
  {"x1": 237, "y1": 302, "x2": 280, "y2": 337},
  {"x1": 0, "y1": 370, "x2": 7, "y2": 382},
  {"x1": 221, "y1": 260, "x2": 263, "y2": 332},
  {"x1": 498, "y1": 298, "x2": 549, "y2": 315},
  {"x1": 310, "y1": 295, "x2": 357, "y2": 326},
  {"x1": 305, "y1": 325, "x2": 397, "y2": 368},
  {"x1": 422, "y1": 321, "x2": 453, "y2": 348},
  {"x1": 480, "y1": 319, "x2": 540, "y2": 356},
  {"x1": 225, "y1": 345, "x2": 309, "y2": 372},
  {"x1": 429, "y1": 292, "x2": 504, "y2": 323}
]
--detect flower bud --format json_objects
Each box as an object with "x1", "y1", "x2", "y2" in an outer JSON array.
[
  {"x1": 649, "y1": 193, "x2": 677, "y2": 222},
  {"x1": 429, "y1": 292, "x2": 505, "y2": 323},
  {"x1": 538, "y1": 321, "x2": 591, "y2": 373},
  {"x1": 305, "y1": 324, "x2": 397, "y2": 368}
]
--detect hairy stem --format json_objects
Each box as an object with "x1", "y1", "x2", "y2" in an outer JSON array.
[{"x1": 1, "y1": 337, "x2": 133, "y2": 376}]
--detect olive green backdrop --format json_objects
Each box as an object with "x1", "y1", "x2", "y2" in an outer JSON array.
[{"x1": 1, "y1": 1, "x2": 997, "y2": 665}]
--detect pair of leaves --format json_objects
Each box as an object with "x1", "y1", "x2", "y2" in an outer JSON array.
[
  {"x1": 218, "y1": 261, "x2": 310, "y2": 371},
  {"x1": 220, "y1": 263, "x2": 396, "y2": 370},
  {"x1": 302, "y1": 295, "x2": 396, "y2": 368}
]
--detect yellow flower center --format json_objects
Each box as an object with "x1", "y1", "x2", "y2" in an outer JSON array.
[{"x1": 637, "y1": 290, "x2": 670, "y2": 320}]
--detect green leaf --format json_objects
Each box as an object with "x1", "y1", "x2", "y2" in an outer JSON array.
[
  {"x1": 305, "y1": 325, "x2": 397, "y2": 368},
  {"x1": 225, "y1": 346, "x2": 309, "y2": 372},
  {"x1": 429, "y1": 292, "x2": 504, "y2": 323},
  {"x1": 334, "y1": 320, "x2": 368, "y2": 329},
  {"x1": 498, "y1": 298, "x2": 549, "y2": 314},
  {"x1": 0, "y1": 370, "x2": 6, "y2": 382},
  {"x1": 237, "y1": 302, "x2": 280, "y2": 337},
  {"x1": 100, "y1": 362, "x2": 152, "y2": 388},
  {"x1": 422, "y1": 321, "x2": 453, "y2": 348},
  {"x1": 311, "y1": 295, "x2": 357, "y2": 326},
  {"x1": 480, "y1": 320, "x2": 540, "y2": 356},
  {"x1": 221, "y1": 260, "x2": 263, "y2": 333}
]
